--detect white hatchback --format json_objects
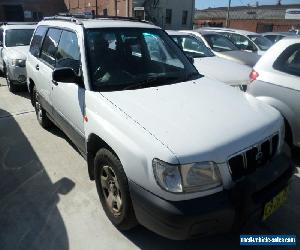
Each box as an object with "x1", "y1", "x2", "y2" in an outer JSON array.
[{"x1": 248, "y1": 37, "x2": 300, "y2": 152}]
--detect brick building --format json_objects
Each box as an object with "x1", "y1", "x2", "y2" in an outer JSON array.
[
  {"x1": 0, "y1": 0, "x2": 67, "y2": 22},
  {"x1": 66, "y1": 0, "x2": 132, "y2": 17},
  {"x1": 194, "y1": 4, "x2": 300, "y2": 33}
]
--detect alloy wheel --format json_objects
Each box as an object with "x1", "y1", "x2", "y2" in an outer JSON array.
[{"x1": 100, "y1": 165, "x2": 123, "y2": 216}]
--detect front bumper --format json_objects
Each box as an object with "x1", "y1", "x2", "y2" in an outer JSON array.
[
  {"x1": 129, "y1": 153, "x2": 294, "y2": 240},
  {"x1": 7, "y1": 65, "x2": 27, "y2": 84}
]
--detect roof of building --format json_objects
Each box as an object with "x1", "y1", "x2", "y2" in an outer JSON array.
[{"x1": 195, "y1": 4, "x2": 300, "y2": 20}]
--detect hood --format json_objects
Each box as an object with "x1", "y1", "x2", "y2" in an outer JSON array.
[
  {"x1": 193, "y1": 56, "x2": 251, "y2": 85},
  {"x1": 216, "y1": 50, "x2": 260, "y2": 67},
  {"x1": 101, "y1": 78, "x2": 282, "y2": 163},
  {"x1": 4, "y1": 46, "x2": 30, "y2": 60}
]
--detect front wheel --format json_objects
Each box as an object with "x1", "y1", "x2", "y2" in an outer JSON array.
[
  {"x1": 33, "y1": 86, "x2": 52, "y2": 129},
  {"x1": 94, "y1": 148, "x2": 137, "y2": 230}
]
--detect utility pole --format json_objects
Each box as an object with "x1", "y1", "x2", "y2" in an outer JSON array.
[
  {"x1": 95, "y1": 0, "x2": 98, "y2": 16},
  {"x1": 115, "y1": 0, "x2": 118, "y2": 16},
  {"x1": 226, "y1": 0, "x2": 232, "y2": 28}
]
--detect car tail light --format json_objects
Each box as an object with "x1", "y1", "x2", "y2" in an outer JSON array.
[{"x1": 249, "y1": 69, "x2": 259, "y2": 82}]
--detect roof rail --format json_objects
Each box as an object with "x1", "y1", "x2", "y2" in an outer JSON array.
[
  {"x1": 43, "y1": 13, "x2": 152, "y2": 25},
  {"x1": 1, "y1": 22, "x2": 37, "y2": 25},
  {"x1": 43, "y1": 15, "x2": 83, "y2": 25}
]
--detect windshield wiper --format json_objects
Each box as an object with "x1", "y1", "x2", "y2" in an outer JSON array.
[{"x1": 123, "y1": 75, "x2": 179, "y2": 90}]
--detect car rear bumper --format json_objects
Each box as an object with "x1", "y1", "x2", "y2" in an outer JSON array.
[{"x1": 129, "y1": 153, "x2": 294, "y2": 240}]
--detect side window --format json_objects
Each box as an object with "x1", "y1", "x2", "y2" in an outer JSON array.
[
  {"x1": 226, "y1": 33, "x2": 256, "y2": 51},
  {"x1": 273, "y1": 43, "x2": 300, "y2": 77},
  {"x1": 56, "y1": 30, "x2": 80, "y2": 73},
  {"x1": 30, "y1": 26, "x2": 48, "y2": 57},
  {"x1": 40, "y1": 28, "x2": 62, "y2": 67},
  {"x1": 0, "y1": 29, "x2": 3, "y2": 46},
  {"x1": 264, "y1": 35, "x2": 276, "y2": 43}
]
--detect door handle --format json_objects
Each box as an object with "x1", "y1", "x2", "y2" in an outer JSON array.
[
  {"x1": 52, "y1": 80, "x2": 58, "y2": 86},
  {"x1": 35, "y1": 64, "x2": 39, "y2": 70}
]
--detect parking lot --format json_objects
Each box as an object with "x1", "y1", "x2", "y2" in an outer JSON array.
[{"x1": 0, "y1": 76, "x2": 299, "y2": 250}]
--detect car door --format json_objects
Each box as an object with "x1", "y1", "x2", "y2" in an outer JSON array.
[
  {"x1": 37, "y1": 28, "x2": 62, "y2": 112},
  {"x1": 0, "y1": 28, "x2": 4, "y2": 71},
  {"x1": 50, "y1": 30, "x2": 85, "y2": 153}
]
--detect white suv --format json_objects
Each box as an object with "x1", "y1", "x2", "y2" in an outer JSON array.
[
  {"x1": 0, "y1": 23, "x2": 36, "y2": 92},
  {"x1": 26, "y1": 16, "x2": 294, "y2": 240}
]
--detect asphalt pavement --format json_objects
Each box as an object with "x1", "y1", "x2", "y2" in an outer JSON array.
[{"x1": 0, "y1": 77, "x2": 299, "y2": 250}]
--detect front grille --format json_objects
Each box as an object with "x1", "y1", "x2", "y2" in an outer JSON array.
[{"x1": 228, "y1": 134, "x2": 279, "y2": 181}]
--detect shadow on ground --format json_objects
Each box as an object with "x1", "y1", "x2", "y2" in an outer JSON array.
[{"x1": 0, "y1": 108, "x2": 74, "y2": 250}]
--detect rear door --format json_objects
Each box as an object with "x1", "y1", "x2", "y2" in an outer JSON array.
[
  {"x1": 37, "y1": 28, "x2": 62, "y2": 112},
  {"x1": 50, "y1": 30, "x2": 85, "y2": 153},
  {"x1": 27, "y1": 26, "x2": 48, "y2": 89}
]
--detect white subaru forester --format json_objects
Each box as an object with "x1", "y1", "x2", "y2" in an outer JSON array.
[{"x1": 26, "y1": 15, "x2": 294, "y2": 240}]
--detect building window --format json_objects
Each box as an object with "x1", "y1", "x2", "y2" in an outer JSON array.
[
  {"x1": 182, "y1": 10, "x2": 188, "y2": 25},
  {"x1": 165, "y1": 9, "x2": 172, "y2": 25}
]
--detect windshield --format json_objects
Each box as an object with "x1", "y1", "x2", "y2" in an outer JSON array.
[
  {"x1": 248, "y1": 35, "x2": 273, "y2": 51},
  {"x1": 86, "y1": 28, "x2": 200, "y2": 91},
  {"x1": 171, "y1": 35, "x2": 214, "y2": 58},
  {"x1": 5, "y1": 29, "x2": 34, "y2": 47},
  {"x1": 203, "y1": 34, "x2": 239, "y2": 52}
]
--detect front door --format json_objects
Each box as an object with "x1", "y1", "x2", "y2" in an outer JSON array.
[{"x1": 50, "y1": 30, "x2": 85, "y2": 153}]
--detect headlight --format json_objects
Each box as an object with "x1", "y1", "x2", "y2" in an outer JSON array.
[
  {"x1": 153, "y1": 159, "x2": 222, "y2": 193},
  {"x1": 12, "y1": 59, "x2": 26, "y2": 67}
]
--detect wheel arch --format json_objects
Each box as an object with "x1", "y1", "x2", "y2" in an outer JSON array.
[
  {"x1": 28, "y1": 78, "x2": 35, "y2": 106},
  {"x1": 256, "y1": 96, "x2": 296, "y2": 146},
  {"x1": 86, "y1": 133, "x2": 120, "y2": 180}
]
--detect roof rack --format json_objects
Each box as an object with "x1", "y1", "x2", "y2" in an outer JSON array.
[{"x1": 43, "y1": 13, "x2": 152, "y2": 25}]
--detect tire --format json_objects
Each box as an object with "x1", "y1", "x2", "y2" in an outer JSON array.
[
  {"x1": 5, "y1": 67, "x2": 18, "y2": 93},
  {"x1": 33, "y1": 86, "x2": 53, "y2": 129},
  {"x1": 94, "y1": 148, "x2": 137, "y2": 230}
]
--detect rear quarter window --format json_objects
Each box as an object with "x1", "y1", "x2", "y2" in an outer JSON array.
[
  {"x1": 273, "y1": 43, "x2": 300, "y2": 77},
  {"x1": 30, "y1": 26, "x2": 48, "y2": 57}
]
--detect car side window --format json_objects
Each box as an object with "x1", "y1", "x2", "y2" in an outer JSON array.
[
  {"x1": 30, "y1": 26, "x2": 48, "y2": 57},
  {"x1": 56, "y1": 30, "x2": 80, "y2": 74},
  {"x1": 273, "y1": 43, "x2": 300, "y2": 77},
  {"x1": 40, "y1": 28, "x2": 62, "y2": 67},
  {"x1": 225, "y1": 33, "x2": 256, "y2": 51}
]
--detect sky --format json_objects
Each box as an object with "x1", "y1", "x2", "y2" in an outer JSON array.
[{"x1": 196, "y1": 0, "x2": 300, "y2": 9}]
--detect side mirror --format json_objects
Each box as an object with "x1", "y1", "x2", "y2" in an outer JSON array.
[
  {"x1": 187, "y1": 55, "x2": 194, "y2": 64},
  {"x1": 52, "y1": 67, "x2": 80, "y2": 84}
]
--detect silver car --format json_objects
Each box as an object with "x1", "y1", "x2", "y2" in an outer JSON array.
[
  {"x1": 181, "y1": 30, "x2": 261, "y2": 67},
  {"x1": 0, "y1": 23, "x2": 36, "y2": 92},
  {"x1": 247, "y1": 37, "x2": 300, "y2": 153}
]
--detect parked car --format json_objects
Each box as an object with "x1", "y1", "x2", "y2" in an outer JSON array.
[
  {"x1": 181, "y1": 30, "x2": 260, "y2": 67},
  {"x1": 262, "y1": 32, "x2": 296, "y2": 44},
  {"x1": 200, "y1": 27, "x2": 273, "y2": 56},
  {"x1": 167, "y1": 30, "x2": 251, "y2": 91},
  {"x1": 247, "y1": 37, "x2": 300, "y2": 153},
  {"x1": 0, "y1": 22, "x2": 36, "y2": 92},
  {"x1": 27, "y1": 16, "x2": 293, "y2": 240},
  {"x1": 289, "y1": 29, "x2": 300, "y2": 35}
]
